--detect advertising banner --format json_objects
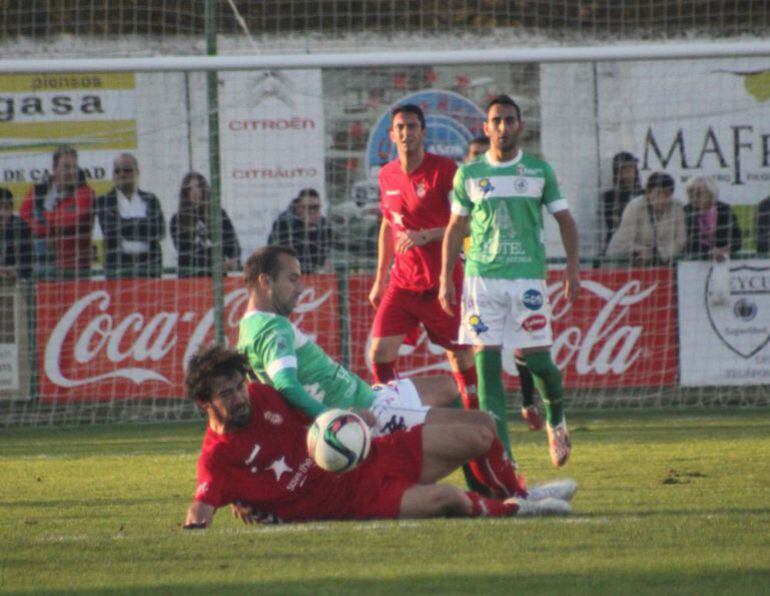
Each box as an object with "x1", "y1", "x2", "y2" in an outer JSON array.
[
  {"x1": 678, "y1": 259, "x2": 770, "y2": 386},
  {"x1": 35, "y1": 274, "x2": 339, "y2": 402},
  {"x1": 0, "y1": 72, "x2": 137, "y2": 202},
  {"x1": 348, "y1": 267, "x2": 677, "y2": 388},
  {"x1": 219, "y1": 70, "x2": 326, "y2": 260}
]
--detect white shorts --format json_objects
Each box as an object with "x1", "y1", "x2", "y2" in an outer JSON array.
[
  {"x1": 369, "y1": 378, "x2": 429, "y2": 437},
  {"x1": 458, "y1": 276, "x2": 553, "y2": 350}
]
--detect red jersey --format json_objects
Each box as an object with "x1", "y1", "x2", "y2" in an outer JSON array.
[
  {"x1": 378, "y1": 152, "x2": 462, "y2": 292},
  {"x1": 193, "y1": 383, "x2": 422, "y2": 522}
]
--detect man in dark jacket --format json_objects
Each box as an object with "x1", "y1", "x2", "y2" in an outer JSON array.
[
  {"x1": 683, "y1": 175, "x2": 742, "y2": 259},
  {"x1": 0, "y1": 187, "x2": 33, "y2": 281},
  {"x1": 268, "y1": 188, "x2": 332, "y2": 274},
  {"x1": 96, "y1": 154, "x2": 166, "y2": 278},
  {"x1": 757, "y1": 195, "x2": 770, "y2": 255}
]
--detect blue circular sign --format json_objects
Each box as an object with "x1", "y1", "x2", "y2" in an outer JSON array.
[{"x1": 365, "y1": 90, "x2": 486, "y2": 174}]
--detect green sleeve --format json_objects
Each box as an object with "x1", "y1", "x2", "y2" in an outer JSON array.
[
  {"x1": 542, "y1": 162, "x2": 564, "y2": 205},
  {"x1": 271, "y1": 368, "x2": 328, "y2": 418},
  {"x1": 451, "y1": 166, "x2": 473, "y2": 212}
]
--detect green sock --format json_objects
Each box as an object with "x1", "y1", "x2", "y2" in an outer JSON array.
[
  {"x1": 523, "y1": 351, "x2": 565, "y2": 426},
  {"x1": 514, "y1": 353, "x2": 538, "y2": 408},
  {"x1": 475, "y1": 349, "x2": 512, "y2": 458}
]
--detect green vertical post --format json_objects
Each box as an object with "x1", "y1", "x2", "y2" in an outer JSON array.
[{"x1": 205, "y1": 0, "x2": 225, "y2": 345}]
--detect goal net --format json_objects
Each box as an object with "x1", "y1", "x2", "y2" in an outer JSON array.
[{"x1": 1, "y1": 2, "x2": 769, "y2": 426}]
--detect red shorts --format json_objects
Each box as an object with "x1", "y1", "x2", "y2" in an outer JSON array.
[
  {"x1": 339, "y1": 425, "x2": 424, "y2": 520},
  {"x1": 371, "y1": 284, "x2": 467, "y2": 350}
]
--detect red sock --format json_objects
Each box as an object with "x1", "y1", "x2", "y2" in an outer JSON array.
[
  {"x1": 453, "y1": 366, "x2": 479, "y2": 410},
  {"x1": 468, "y1": 438, "x2": 527, "y2": 499},
  {"x1": 372, "y1": 361, "x2": 397, "y2": 384},
  {"x1": 465, "y1": 491, "x2": 518, "y2": 517}
]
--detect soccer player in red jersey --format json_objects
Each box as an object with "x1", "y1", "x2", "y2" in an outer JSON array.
[
  {"x1": 369, "y1": 104, "x2": 478, "y2": 414},
  {"x1": 182, "y1": 345, "x2": 574, "y2": 528}
]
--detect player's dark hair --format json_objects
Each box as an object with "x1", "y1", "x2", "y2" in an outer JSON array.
[
  {"x1": 185, "y1": 344, "x2": 250, "y2": 403},
  {"x1": 486, "y1": 95, "x2": 522, "y2": 121},
  {"x1": 0, "y1": 187, "x2": 13, "y2": 207},
  {"x1": 52, "y1": 144, "x2": 78, "y2": 168},
  {"x1": 244, "y1": 245, "x2": 297, "y2": 288},
  {"x1": 391, "y1": 103, "x2": 425, "y2": 129}
]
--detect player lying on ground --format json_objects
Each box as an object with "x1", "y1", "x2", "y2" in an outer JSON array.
[{"x1": 182, "y1": 345, "x2": 576, "y2": 528}]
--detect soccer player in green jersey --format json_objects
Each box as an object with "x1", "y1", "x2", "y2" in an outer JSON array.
[{"x1": 439, "y1": 95, "x2": 581, "y2": 468}]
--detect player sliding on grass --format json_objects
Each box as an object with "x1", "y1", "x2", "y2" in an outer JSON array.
[
  {"x1": 235, "y1": 245, "x2": 573, "y2": 500},
  {"x1": 182, "y1": 345, "x2": 575, "y2": 528}
]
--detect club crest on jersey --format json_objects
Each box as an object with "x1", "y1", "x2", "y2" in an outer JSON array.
[
  {"x1": 468, "y1": 314, "x2": 488, "y2": 335},
  {"x1": 514, "y1": 177, "x2": 529, "y2": 193},
  {"x1": 522, "y1": 289, "x2": 544, "y2": 310},
  {"x1": 263, "y1": 411, "x2": 284, "y2": 425},
  {"x1": 478, "y1": 178, "x2": 495, "y2": 195},
  {"x1": 416, "y1": 182, "x2": 426, "y2": 198}
]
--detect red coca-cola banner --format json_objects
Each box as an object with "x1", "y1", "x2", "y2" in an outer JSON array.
[
  {"x1": 348, "y1": 268, "x2": 677, "y2": 388},
  {"x1": 36, "y1": 275, "x2": 339, "y2": 402}
]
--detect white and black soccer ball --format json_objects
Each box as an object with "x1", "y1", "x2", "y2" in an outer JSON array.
[{"x1": 306, "y1": 409, "x2": 371, "y2": 473}]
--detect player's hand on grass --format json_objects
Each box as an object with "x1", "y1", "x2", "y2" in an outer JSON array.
[{"x1": 438, "y1": 277, "x2": 456, "y2": 316}]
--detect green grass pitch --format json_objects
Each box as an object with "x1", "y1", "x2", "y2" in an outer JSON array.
[{"x1": 1, "y1": 408, "x2": 769, "y2": 594}]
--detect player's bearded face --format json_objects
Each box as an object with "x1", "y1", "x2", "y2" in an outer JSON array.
[
  {"x1": 484, "y1": 104, "x2": 522, "y2": 156},
  {"x1": 271, "y1": 256, "x2": 304, "y2": 316},
  {"x1": 210, "y1": 374, "x2": 251, "y2": 430}
]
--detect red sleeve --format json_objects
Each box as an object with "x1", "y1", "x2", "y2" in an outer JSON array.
[
  {"x1": 378, "y1": 166, "x2": 391, "y2": 221},
  {"x1": 194, "y1": 444, "x2": 229, "y2": 508},
  {"x1": 47, "y1": 186, "x2": 94, "y2": 231},
  {"x1": 19, "y1": 188, "x2": 45, "y2": 237}
]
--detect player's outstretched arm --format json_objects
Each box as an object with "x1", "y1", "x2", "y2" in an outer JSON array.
[
  {"x1": 553, "y1": 209, "x2": 581, "y2": 303},
  {"x1": 183, "y1": 500, "x2": 216, "y2": 529},
  {"x1": 439, "y1": 212, "x2": 469, "y2": 315},
  {"x1": 369, "y1": 218, "x2": 394, "y2": 308}
]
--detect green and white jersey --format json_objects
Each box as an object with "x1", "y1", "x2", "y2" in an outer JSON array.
[
  {"x1": 452, "y1": 150, "x2": 568, "y2": 280},
  {"x1": 237, "y1": 309, "x2": 374, "y2": 410}
]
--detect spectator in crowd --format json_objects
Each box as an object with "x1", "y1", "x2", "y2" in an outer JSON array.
[
  {"x1": 601, "y1": 151, "x2": 643, "y2": 250},
  {"x1": 756, "y1": 194, "x2": 770, "y2": 255},
  {"x1": 19, "y1": 145, "x2": 94, "y2": 278},
  {"x1": 606, "y1": 171, "x2": 686, "y2": 267},
  {"x1": 464, "y1": 136, "x2": 489, "y2": 162},
  {"x1": 96, "y1": 154, "x2": 165, "y2": 278},
  {"x1": 0, "y1": 187, "x2": 33, "y2": 281},
  {"x1": 683, "y1": 175, "x2": 742, "y2": 260},
  {"x1": 267, "y1": 188, "x2": 332, "y2": 274},
  {"x1": 170, "y1": 171, "x2": 241, "y2": 277}
]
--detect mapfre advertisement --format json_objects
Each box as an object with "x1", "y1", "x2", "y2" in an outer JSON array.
[
  {"x1": 348, "y1": 268, "x2": 677, "y2": 388},
  {"x1": 678, "y1": 259, "x2": 770, "y2": 386},
  {"x1": 36, "y1": 275, "x2": 339, "y2": 402}
]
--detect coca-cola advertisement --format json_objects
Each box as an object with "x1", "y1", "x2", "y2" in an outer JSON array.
[
  {"x1": 348, "y1": 268, "x2": 677, "y2": 388},
  {"x1": 36, "y1": 275, "x2": 339, "y2": 402}
]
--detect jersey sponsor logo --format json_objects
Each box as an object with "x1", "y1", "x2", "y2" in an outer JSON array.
[
  {"x1": 304, "y1": 382, "x2": 325, "y2": 402},
  {"x1": 263, "y1": 411, "x2": 284, "y2": 425},
  {"x1": 522, "y1": 289, "x2": 544, "y2": 310},
  {"x1": 478, "y1": 178, "x2": 495, "y2": 194},
  {"x1": 468, "y1": 314, "x2": 489, "y2": 335},
  {"x1": 513, "y1": 176, "x2": 529, "y2": 193},
  {"x1": 522, "y1": 314, "x2": 548, "y2": 332}
]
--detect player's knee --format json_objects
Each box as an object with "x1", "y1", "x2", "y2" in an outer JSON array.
[{"x1": 456, "y1": 422, "x2": 493, "y2": 457}]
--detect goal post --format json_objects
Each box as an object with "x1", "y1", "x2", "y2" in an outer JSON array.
[{"x1": 1, "y1": 38, "x2": 769, "y2": 426}]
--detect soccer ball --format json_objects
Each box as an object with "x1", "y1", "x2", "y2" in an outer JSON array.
[{"x1": 307, "y1": 409, "x2": 371, "y2": 473}]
